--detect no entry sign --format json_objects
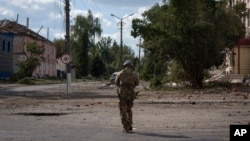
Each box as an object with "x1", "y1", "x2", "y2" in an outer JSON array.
[{"x1": 61, "y1": 54, "x2": 71, "y2": 64}]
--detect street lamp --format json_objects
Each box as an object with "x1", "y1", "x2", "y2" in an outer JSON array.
[{"x1": 111, "y1": 13, "x2": 134, "y2": 69}]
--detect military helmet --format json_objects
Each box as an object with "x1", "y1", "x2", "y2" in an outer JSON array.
[{"x1": 123, "y1": 60, "x2": 133, "y2": 68}]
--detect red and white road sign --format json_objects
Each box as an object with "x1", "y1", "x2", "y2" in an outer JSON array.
[{"x1": 61, "y1": 54, "x2": 71, "y2": 64}]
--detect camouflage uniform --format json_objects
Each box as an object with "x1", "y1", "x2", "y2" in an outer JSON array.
[{"x1": 115, "y1": 66, "x2": 139, "y2": 133}]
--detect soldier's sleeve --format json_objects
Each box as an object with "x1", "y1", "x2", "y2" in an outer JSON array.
[
  {"x1": 134, "y1": 73, "x2": 139, "y2": 86},
  {"x1": 115, "y1": 72, "x2": 120, "y2": 87}
]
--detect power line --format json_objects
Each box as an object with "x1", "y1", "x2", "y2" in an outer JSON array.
[
  {"x1": 77, "y1": 0, "x2": 105, "y2": 17},
  {"x1": 53, "y1": 0, "x2": 65, "y2": 39},
  {"x1": 78, "y1": 0, "x2": 88, "y2": 10},
  {"x1": 89, "y1": 0, "x2": 104, "y2": 15}
]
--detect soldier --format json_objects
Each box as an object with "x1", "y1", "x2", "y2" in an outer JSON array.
[{"x1": 115, "y1": 60, "x2": 139, "y2": 133}]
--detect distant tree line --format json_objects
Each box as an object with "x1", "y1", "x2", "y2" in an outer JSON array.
[{"x1": 54, "y1": 10, "x2": 135, "y2": 79}]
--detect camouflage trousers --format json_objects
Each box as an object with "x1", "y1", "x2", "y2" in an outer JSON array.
[{"x1": 117, "y1": 86, "x2": 135, "y2": 131}]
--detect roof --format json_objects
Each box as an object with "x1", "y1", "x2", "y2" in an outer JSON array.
[
  {"x1": 0, "y1": 19, "x2": 52, "y2": 44},
  {"x1": 237, "y1": 37, "x2": 250, "y2": 45}
]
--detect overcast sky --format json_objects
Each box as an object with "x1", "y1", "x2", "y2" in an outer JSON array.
[{"x1": 0, "y1": 0, "x2": 161, "y2": 56}]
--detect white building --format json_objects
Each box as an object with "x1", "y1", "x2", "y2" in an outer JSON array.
[{"x1": 229, "y1": 0, "x2": 250, "y2": 75}]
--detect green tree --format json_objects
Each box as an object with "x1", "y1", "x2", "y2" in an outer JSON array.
[
  {"x1": 15, "y1": 42, "x2": 44, "y2": 80},
  {"x1": 71, "y1": 10, "x2": 102, "y2": 78},
  {"x1": 94, "y1": 38, "x2": 136, "y2": 77},
  {"x1": 166, "y1": 0, "x2": 245, "y2": 88},
  {"x1": 131, "y1": 0, "x2": 245, "y2": 88},
  {"x1": 53, "y1": 38, "x2": 66, "y2": 58},
  {"x1": 91, "y1": 55, "x2": 105, "y2": 78},
  {"x1": 122, "y1": 45, "x2": 135, "y2": 61},
  {"x1": 95, "y1": 37, "x2": 116, "y2": 76},
  {"x1": 96, "y1": 37, "x2": 113, "y2": 64},
  {"x1": 93, "y1": 37, "x2": 137, "y2": 77},
  {"x1": 110, "y1": 41, "x2": 120, "y2": 70},
  {"x1": 131, "y1": 2, "x2": 170, "y2": 85}
]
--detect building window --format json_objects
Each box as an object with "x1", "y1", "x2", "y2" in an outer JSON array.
[
  {"x1": 2, "y1": 40, "x2": 5, "y2": 51},
  {"x1": 7, "y1": 41, "x2": 10, "y2": 53}
]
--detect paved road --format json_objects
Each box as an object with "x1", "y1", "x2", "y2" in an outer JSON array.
[
  {"x1": 0, "y1": 107, "x2": 227, "y2": 141},
  {"x1": 0, "y1": 82, "x2": 249, "y2": 141}
]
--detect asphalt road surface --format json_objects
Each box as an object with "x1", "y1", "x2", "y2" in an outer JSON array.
[{"x1": 0, "y1": 81, "x2": 250, "y2": 141}]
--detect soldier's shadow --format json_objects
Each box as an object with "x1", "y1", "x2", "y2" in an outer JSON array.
[{"x1": 134, "y1": 131, "x2": 190, "y2": 139}]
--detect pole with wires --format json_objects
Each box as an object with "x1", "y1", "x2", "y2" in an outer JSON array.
[
  {"x1": 110, "y1": 13, "x2": 134, "y2": 70},
  {"x1": 65, "y1": 0, "x2": 71, "y2": 94}
]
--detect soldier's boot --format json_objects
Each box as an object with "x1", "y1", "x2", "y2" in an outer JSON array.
[
  {"x1": 122, "y1": 118, "x2": 129, "y2": 133},
  {"x1": 128, "y1": 127, "x2": 133, "y2": 131},
  {"x1": 128, "y1": 113, "x2": 133, "y2": 131},
  {"x1": 127, "y1": 120, "x2": 133, "y2": 133},
  {"x1": 128, "y1": 121, "x2": 133, "y2": 131},
  {"x1": 123, "y1": 127, "x2": 129, "y2": 133}
]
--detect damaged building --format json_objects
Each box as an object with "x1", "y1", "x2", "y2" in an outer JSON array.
[{"x1": 0, "y1": 19, "x2": 56, "y2": 79}]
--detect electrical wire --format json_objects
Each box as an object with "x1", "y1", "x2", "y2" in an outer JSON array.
[{"x1": 53, "y1": 0, "x2": 65, "y2": 39}]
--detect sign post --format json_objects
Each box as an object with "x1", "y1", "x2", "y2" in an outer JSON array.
[
  {"x1": 65, "y1": 0, "x2": 71, "y2": 95},
  {"x1": 61, "y1": 54, "x2": 71, "y2": 94}
]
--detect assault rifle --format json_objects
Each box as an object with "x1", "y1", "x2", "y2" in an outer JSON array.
[
  {"x1": 98, "y1": 81, "x2": 115, "y2": 89},
  {"x1": 98, "y1": 80, "x2": 142, "y2": 99}
]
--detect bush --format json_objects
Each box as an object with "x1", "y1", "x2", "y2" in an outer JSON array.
[
  {"x1": 205, "y1": 81, "x2": 232, "y2": 89},
  {"x1": 150, "y1": 77, "x2": 162, "y2": 88},
  {"x1": 17, "y1": 77, "x2": 34, "y2": 85},
  {"x1": 165, "y1": 60, "x2": 187, "y2": 83}
]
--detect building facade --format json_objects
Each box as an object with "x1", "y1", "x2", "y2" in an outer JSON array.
[
  {"x1": 233, "y1": 38, "x2": 250, "y2": 75},
  {"x1": 0, "y1": 32, "x2": 14, "y2": 79},
  {"x1": 225, "y1": 0, "x2": 250, "y2": 75},
  {"x1": 0, "y1": 20, "x2": 56, "y2": 78}
]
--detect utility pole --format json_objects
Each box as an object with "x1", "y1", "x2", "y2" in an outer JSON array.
[
  {"x1": 47, "y1": 27, "x2": 49, "y2": 40},
  {"x1": 138, "y1": 38, "x2": 141, "y2": 78},
  {"x1": 26, "y1": 17, "x2": 29, "y2": 28},
  {"x1": 120, "y1": 19, "x2": 123, "y2": 69},
  {"x1": 111, "y1": 13, "x2": 134, "y2": 69},
  {"x1": 65, "y1": 0, "x2": 71, "y2": 94},
  {"x1": 16, "y1": 14, "x2": 19, "y2": 22}
]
